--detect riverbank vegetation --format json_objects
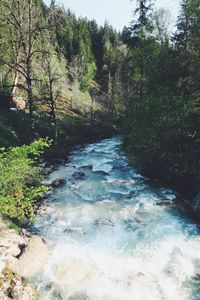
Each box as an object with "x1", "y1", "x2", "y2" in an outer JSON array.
[
  {"x1": 0, "y1": 139, "x2": 50, "y2": 223},
  {"x1": 121, "y1": 0, "x2": 200, "y2": 196}
]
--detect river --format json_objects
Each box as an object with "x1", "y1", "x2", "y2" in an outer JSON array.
[{"x1": 32, "y1": 137, "x2": 200, "y2": 300}]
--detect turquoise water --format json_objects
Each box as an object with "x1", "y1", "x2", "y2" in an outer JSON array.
[{"x1": 33, "y1": 138, "x2": 200, "y2": 300}]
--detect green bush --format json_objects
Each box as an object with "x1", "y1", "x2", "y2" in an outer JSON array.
[{"x1": 0, "y1": 139, "x2": 50, "y2": 222}]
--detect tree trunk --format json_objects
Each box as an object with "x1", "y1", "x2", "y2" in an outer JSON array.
[
  {"x1": 12, "y1": 54, "x2": 19, "y2": 96},
  {"x1": 12, "y1": 71, "x2": 19, "y2": 96},
  {"x1": 108, "y1": 70, "x2": 112, "y2": 112},
  {"x1": 54, "y1": 120, "x2": 58, "y2": 148},
  {"x1": 27, "y1": 78, "x2": 35, "y2": 139},
  {"x1": 52, "y1": 106, "x2": 58, "y2": 147},
  {"x1": 140, "y1": 57, "x2": 143, "y2": 102},
  {"x1": 90, "y1": 96, "x2": 95, "y2": 125}
]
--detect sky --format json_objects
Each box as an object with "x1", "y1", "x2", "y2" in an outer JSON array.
[{"x1": 44, "y1": 0, "x2": 180, "y2": 32}]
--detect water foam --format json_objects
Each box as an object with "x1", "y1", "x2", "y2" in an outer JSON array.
[{"x1": 33, "y1": 138, "x2": 200, "y2": 300}]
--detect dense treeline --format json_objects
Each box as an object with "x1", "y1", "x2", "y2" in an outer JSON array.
[
  {"x1": 0, "y1": 0, "x2": 126, "y2": 134},
  {"x1": 122, "y1": 0, "x2": 200, "y2": 196},
  {"x1": 0, "y1": 0, "x2": 127, "y2": 157}
]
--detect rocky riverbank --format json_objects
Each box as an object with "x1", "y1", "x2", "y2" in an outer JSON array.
[
  {"x1": 0, "y1": 218, "x2": 49, "y2": 299},
  {"x1": 0, "y1": 157, "x2": 92, "y2": 299}
]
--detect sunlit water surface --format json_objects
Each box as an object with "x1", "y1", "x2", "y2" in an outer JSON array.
[{"x1": 33, "y1": 138, "x2": 200, "y2": 300}]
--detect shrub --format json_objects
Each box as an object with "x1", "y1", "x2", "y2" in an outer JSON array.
[{"x1": 0, "y1": 139, "x2": 50, "y2": 222}]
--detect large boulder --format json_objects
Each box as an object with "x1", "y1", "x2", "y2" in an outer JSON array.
[
  {"x1": 8, "y1": 236, "x2": 49, "y2": 278},
  {"x1": 21, "y1": 285, "x2": 37, "y2": 300},
  {"x1": 0, "y1": 229, "x2": 26, "y2": 258},
  {"x1": 191, "y1": 193, "x2": 200, "y2": 217},
  {"x1": 0, "y1": 266, "x2": 36, "y2": 300}
]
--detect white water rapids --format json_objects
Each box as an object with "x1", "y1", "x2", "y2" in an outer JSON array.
[{"x1": 33, "y1": 138, "x2": 200, "y2": 300}]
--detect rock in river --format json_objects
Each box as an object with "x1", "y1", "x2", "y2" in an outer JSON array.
[
  {"x1": 0, "y1": 229, "x2": 26, "y2": 258},
  {"x1": 8, "y1": 236, "x2": 49, "y2": 278},
  {"x1": 79, "y1": 165, "x2": 93, "y2": 171},
  {"x1": 0, "y1": 267, "x2": 36, "y2": 300},
  {"x1": 191, "y1": 192, "x2": 200, "y2": 217},
  {"x1": 72, "y1": 171, "x2": 85, "y2": 180},
  {"x1": 51, "y1": 178, "x2": 66, "y2": 188},
  {"x1": 93, "y1": 170, "x2": 109, "y2": 176},
  {"x1": 94, "y1": 218, "x2": 114, "y2": 227},
  {"x1": 64, "y1": 227, "x2": 86, "y2": 237}
]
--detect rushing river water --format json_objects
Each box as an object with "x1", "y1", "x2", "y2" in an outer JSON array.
[{"x1": 33, "y1": 138, "x2": 200, "y2": 300}]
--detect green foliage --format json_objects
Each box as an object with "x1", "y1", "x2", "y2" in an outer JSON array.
[
  {"x1": 131, "y1": 0, "x2": 154, "y2": 37},
  {"x1": 121, "y1": 0, "x2": 200, "y2": 195},
  {"x1": 122, "y1": 94, "x2": 200, "y2": 191},
  {"x1": 0, "y1": 139, "x2": 50, "y2": 222},
  {"x1": 0, "y1": 0, "x2": 126, "y2": 132},
  {"x1": 81, "y1": 62, "x2": 97, "y2": 91}
]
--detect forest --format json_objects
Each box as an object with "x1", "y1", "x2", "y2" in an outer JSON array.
[{"x1": 0, "y1": 0, "x2": 199, "y2": 221}]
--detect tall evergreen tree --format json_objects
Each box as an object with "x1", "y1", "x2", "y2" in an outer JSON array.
[{"x1": 129, "y1": 0, "x2": 154, "y2": 101}]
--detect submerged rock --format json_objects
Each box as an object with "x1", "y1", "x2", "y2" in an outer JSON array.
[
  {"x1": 51, "y1": 178, "x2": 66, "y2": 188},
  {"x1": 53, "y1": 158, "x2": 65, "y2": 165},
  {"x1": 79, "y1": 165, "x2": 93, "y2": 171},
  {"x1": 191, "y1": 193, "x2": 200, "y2": 217},
  {"x1": 94, "y1": 218, "x2": 114, "y2": 227},
  {"x1": 92, "y1": 170, "x2": 109, "y2": 176},
  {"x1": 156, "y1": 200, "x2": 175, "y2": 207},
  {"x1": 112, "y1": 159, "x2": 125, "y2": 169},
  {"x1": 72, "y1": 171, "x2": 85, "y2": 180},
  {"x1": 193, "y1": 274, "x2": 200, "y2": 280},
  {"x1": 64, "y1": 227, "x2": 86, "y2": 237},
  {"x1": 124, "y1": 217, "x2": 143, "y2": 231}
]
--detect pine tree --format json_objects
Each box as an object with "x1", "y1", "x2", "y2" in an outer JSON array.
[
  {"x1": 131, "y1": 0, "x2": 154, "y2": 38},
  {"x1": 130, "y1": 0, "x2": 154, "y2": 101}
]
